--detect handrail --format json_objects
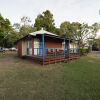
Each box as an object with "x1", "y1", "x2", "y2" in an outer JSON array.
[{"x1": 32, "y1": 48, "x2": 79, "y2": 57}]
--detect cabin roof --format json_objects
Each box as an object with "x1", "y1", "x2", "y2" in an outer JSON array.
[
  {"x1": 15, "y1": 28, "x2": 79, "y2": 44},
  {"x1": 29, "y1": 28, "x2": 58, "y2": 37}
]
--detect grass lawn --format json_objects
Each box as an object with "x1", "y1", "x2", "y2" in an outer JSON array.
[
  {"x1": 0, "y1": 52, "x2": 100, "y2": 100},
  {"x1": 0, "y1": 51, "x2": 17, "y2": 58}
]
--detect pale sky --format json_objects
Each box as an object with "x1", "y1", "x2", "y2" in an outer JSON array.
[{"x1": 0, "y1": 0, "x2": 100, "y2": 36}]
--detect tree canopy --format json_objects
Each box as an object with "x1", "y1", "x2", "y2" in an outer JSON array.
[
  {"x1": 92, "y1": 38, "x2": 100, "y2": 51},
  {"x1": 34, "y1": 10, "x2": 56, "y2": 33},
  {"x1": 0, "y1": 10, "x2": 100, "y2": 48},
  {"x1": 0, "y1": 14, "x2": 10, "y2": 47},
  {"x1": 60, "y1": 21, "x2": 100, "y2": 47}
]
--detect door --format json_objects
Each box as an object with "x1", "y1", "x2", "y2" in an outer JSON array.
[
  {"x1": 27, "y1": 40, "x2": 32, "y2": 55},
  {"x1": 34, "y1": 38, "x2": 40, "y2": 55}
]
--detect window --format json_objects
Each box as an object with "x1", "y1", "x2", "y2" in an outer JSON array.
[
  {"x1": 62, "y1": 42, "x2": 65, "y2": 50},
  {"x1": 28, "y1": 39, "x2": 32, "y2": 48}
]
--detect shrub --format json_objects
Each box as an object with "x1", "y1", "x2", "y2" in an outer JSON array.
[{"x1": 80, "y1": 48, "x2": 89, "y2": 56}]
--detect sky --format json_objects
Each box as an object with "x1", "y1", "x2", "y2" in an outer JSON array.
[{"x1": 0, "y1": 0, "x2": 100, "y2": 36}]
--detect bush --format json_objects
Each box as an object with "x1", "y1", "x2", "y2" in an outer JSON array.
[{"x1": 80, "y1": 48, "x2": 89, "y2": 56}]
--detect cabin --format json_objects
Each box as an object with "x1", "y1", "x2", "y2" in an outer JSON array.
[{"x1": 17, "y1": 29, "x2": 80, "y2": 65}]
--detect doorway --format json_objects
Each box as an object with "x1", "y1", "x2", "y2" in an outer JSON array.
[{"x1": 27, "y1": 39, "x2": 32, "y2": 55}]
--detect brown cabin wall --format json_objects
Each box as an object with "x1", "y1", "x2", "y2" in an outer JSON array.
[
  {"x1": 17, "y1": 36, "x2": 63, "y2": 57},
  {"x1": 17, "y1": 40, "x2": 22, "y2": 57},
  {"x1": 46, "y1": 37, "x2": 62, "y2": 48}
]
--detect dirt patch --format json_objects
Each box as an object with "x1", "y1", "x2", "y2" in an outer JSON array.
[
  {"x1": 0, "y1": 55, "x2": 64, "y2": 72},
  {"x1": 87, "y1": 52, "x2": 100, "y2": 59}
]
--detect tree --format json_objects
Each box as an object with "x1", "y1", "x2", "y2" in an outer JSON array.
[
  {"x1": 72, "y1": 23, "x2": 100, "y2": 47},
  {"x1": 21, "y1": 16, "x2": 31, "y2": 26},
  {"x1": 5, "y1": 27, "x2": 20, "y2": 48},
  {"x1": 60, "y1": 21, "x2": 82, "y2": 39},
  {"x1": 19, "y1": 25, "x2": 36, "y2": 38},
  {"x1": 60, "y1": 21, "x2": 72, "y2": 37},
  {"x1": 92, "y1": 38, "x2": 100, "y2": 51},
  {"x1": 60, "y1": 21, "x2": 100, "y2": 48},
  {"x1": 55, "y1": 28, "x2": 62, "y2": 36},
  {"x1": 13, "y1": 23, "x2": 21, "y2": 32},
  {"x1": 13, "y1": 16, "x2": 37, "y2": 38},
  {"x1": 34, "y1": 10, "x2": 56, "y2": 33},
  {"x1": 20, "y1": 16, "x2": 37, "y2": 37},
  {"x1": 0, "y1": 13, "x2": 10, "y2": 47},
  {"x1": 90, "y1": 23, "x2": 100, "y2": 38}
]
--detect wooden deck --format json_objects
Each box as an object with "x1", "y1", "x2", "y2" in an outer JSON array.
[
  {"x1": 66, "y1": 54, "x2": 80, "y2": 59},
  {"x1": 22, "y1": 55, "x2": 65, "y2": 65},
  {"x1": 22, "y1": 54, "x2": 80, "y2": 65}
]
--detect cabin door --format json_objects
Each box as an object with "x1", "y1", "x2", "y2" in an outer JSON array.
[
  {"x1": 27, "y1": 40, "x2": 32, "y2": 55},
  {"x1": 34, "y1": 38, "x2": 40, "y2": 55}
]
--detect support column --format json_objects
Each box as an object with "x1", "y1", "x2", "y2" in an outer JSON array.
[
  {"x1": 73, "y1": 40, "x2": 75, "y2": 55},
  {"x1": 68, "y1": 39, "x2": 70, "y2": 56},
  {"x1": 32, "y1": 38, "x2": 34, "y2": 56},
  {"x1": 73, "y1": 41, "x2": 74, "y2": 55},
  {"x1": 64, "y1": 38, "x2": 65, "y2": 56},
  {"x1": 42, "y1": 34, "x2": 45, "y2": 59},
  {"x1": 78, "y1": 40, "x2": 80, "y2": 55},
  {"x1": 54, "y1": 48, "x2": 56, "y2": 57}
]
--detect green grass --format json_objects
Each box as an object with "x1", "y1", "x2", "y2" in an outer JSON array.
[{"x1": 0, "y1": 54, "x2": 100, "y2": 100}]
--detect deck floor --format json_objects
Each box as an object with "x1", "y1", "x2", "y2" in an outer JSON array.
[{"x1": 22, "y1": 54, "x2": 80, "y2": 65}]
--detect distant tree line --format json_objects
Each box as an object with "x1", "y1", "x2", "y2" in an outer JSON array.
[{"x1": 0, "y1": 10, "x2": 100, "y2": 48}]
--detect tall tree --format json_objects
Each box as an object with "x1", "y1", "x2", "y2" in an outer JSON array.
[
  {"x1": 20, "y1": 16, "x2": 37, "y2": 37},
  {"x1": 60, "y1": 21, "x2": 100, "y2": 47},
  {"x1": 92, "y1": 38, "x2": 100, "y2": 51},
  {"x1": 60, "y1": 21, "x2": 81, "y2": 39},
  {"x1": 34, "y1": 10, "x2": 56, "y2": 33},
  {"x1": 21, "y1": 16, "x2": 31, "y2": 26},
  {"x1": 19, "y1": 25, "x2": 36, "y2": 37},
  {"x1": 5, "y1": 27, "x2": 20, "y2": 48},
  {"x1": 13, "y1": 16, "x2": 37, "y2": 38},
  {"x1": 13, "y1": 23, "x2": 21, "y2": 32},
  {"x1": 0, "y1": 13, "x2": 10, "y2": 47},
  {"x1": 90, "y1": 23, "x2": 100, "y2": 38}
]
